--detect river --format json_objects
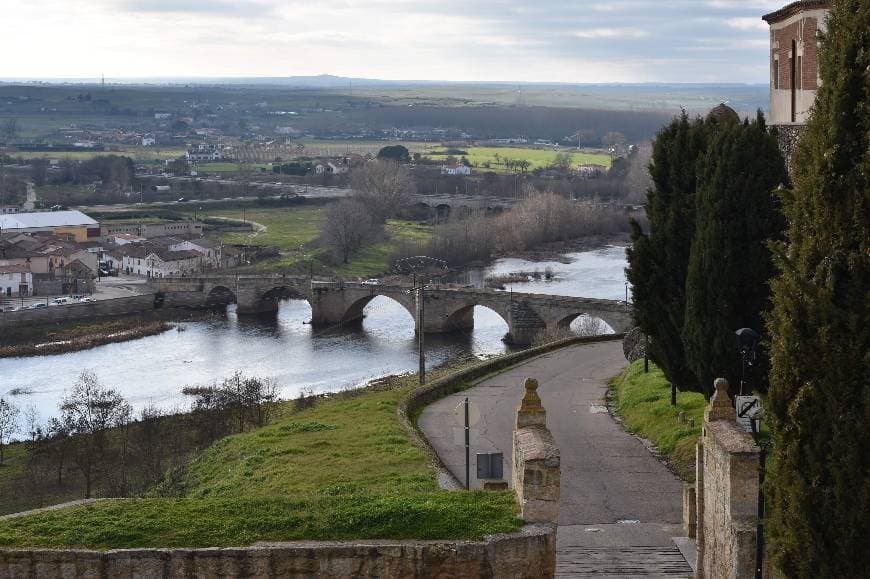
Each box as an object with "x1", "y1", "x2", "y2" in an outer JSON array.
[{"x1": 1, "y1": 246, "x2": 628, "y2": 429}]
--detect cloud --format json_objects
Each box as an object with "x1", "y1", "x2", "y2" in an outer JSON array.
[
  {"x1": 573, "y1": 28, "x2": 650, "y2": 39},
  {"x1": 121, "y1": 0, "x2": 274, "y2": 15},
  {"x1": 1, "y1": 0, "x2": 780, "y2": 82},
  {"x1": 725, "y1": 17, "x2": 768, "y2": 31}
]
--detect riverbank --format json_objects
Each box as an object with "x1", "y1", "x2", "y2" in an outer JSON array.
[
  {"x1": 498, "y1": 233, "x2": 630, "y2": 263},
  {"x1": 0, "y1": 310, "x2": 221, "y2": 359}
]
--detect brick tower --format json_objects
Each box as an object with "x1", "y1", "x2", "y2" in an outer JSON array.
[{"x1": 762, "y1": 0, "x2": 831, "y2": 161}]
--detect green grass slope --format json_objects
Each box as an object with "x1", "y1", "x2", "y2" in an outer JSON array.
[{"x1": 0, "y1": 381, "x2": 520, "y2": 549}]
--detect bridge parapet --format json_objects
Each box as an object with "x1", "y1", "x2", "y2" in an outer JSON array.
[{"x1": 149, "y1": 276, "x2": 633, "y2": 343}]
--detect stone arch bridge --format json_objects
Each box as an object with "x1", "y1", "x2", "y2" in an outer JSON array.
[{"x1": 150, "y1": 275, "x2": 632, "y2": 345}]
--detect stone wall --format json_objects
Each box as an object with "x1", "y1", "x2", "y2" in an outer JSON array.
[
  {"x1": 0, "y1": 294, "x2": 156, "y2": 329},
  {"x1": 512, "y1": 378, "x2": 560, "y2": 524},
  {"x1": 0, "y1": 525, "x2": 555, "y2": 579},
  {"x1": 694, "y1": 378, "x2": 761, "y2": 579}
]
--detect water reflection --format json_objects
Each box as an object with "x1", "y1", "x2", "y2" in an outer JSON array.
[{"x1": 0, "y1": 246, "x2": 627, "y2": 429}]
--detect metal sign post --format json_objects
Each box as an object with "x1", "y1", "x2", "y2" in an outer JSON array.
[{"x1": 464, "y1": 397, "x2": 470, "y2": 489}]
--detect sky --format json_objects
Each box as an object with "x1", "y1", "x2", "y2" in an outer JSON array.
[{"x1": 1, "y1": 0, "x2": 785, "y2": 83}]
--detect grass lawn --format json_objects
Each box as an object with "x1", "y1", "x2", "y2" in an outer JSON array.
[
  {"x1": 201, "y1": 206, "x2": 325, "y2": 248},
  {"x1": 608, "y1": 360, "x2": 706, "y2": 482},
  {"x1": 425, "y1": 147, "x2": 612, "y2": 173},
  {"x1": 185, "y1": 204, "x2": 432, "y2": 278},
  {"x1": 0, "y1": 378, "x2": 520, "y2": 549},
  {"x1": 194, "y1": 162, "x2": 273, "y2": 172},
  {"x1": 336, "y1": 220, "x2": 432, "y2": 278}
]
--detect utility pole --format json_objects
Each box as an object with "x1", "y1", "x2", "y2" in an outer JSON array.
[{"x1": 418, "y1": 280, "x2": 426, "y2": 385}]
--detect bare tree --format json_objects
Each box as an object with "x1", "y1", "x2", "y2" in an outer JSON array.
[
  {"x1": 322, "y1": 199, "x2": 379, "y2": 264},
  {"x1": 350, "y1": 160, "x2": 415, "y2": 222},
  {"x1": 0, "y1": 397, "x2": 20, "y2": 465},
  {"x1": 602, "y1": 131, "x2": 626, "y2": 149},
  {"x1": 60, "y1": 370, "x2": 131, "y2": 498}
]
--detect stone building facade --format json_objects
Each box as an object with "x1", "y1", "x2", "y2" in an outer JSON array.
[{"x1": 763, "y1": 0, "x2": 831, "y2": 164}]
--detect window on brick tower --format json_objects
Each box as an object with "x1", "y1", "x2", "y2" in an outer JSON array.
[{"x1": 774, "y1": 59, "x2": 780, "y2": 90}]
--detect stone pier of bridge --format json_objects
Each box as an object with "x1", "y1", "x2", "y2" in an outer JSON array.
[{"x1": 150, "y1": 276, "x2": 633, "y2": 345}]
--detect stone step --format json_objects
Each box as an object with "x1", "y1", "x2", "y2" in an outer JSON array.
[{"x1": 556, "y1": 546, "x2": 694, "y2": 578}]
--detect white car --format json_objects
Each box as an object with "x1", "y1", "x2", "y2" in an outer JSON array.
[
  {"x1": 79, "y1": 297, "x2": 96, "y2": 303},
  {"x1": 362, "y1": 279, "x2": 380, "y2": 286}
]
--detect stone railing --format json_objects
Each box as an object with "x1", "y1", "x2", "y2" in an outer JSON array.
[
  {"x1": 0, "y1": 294, "x2": 156, "y2": 328},
  {"x1": 694, "y1": 378, "x2": 762, "y2": 579},
  {"x1": 0, "y1": 526, "x2": 555, "y2": 579},
  {"x1": 512, "y1": 378, "x2": 560, "y2": 524}
]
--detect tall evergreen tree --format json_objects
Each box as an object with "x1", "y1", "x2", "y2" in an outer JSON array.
[
  {"x1": 682, "y1": 112, "x2": 787, "y2": 397},
  {"x1": 766, "y1": 1, "x2": 869, "y2": 575},
  {"x1": 626, "y1": 112, "x2": 708, "y2": 393}
]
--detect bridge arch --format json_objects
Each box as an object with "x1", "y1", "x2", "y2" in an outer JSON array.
[
  {"x1": 555, "y1": 312, "x2": 613, "y2": 336},
  {"x1": 443, "y1": 303, "x2": 511, "y2": 334},
  {"x1": 205, "y1": 285, "x2": 237, "y2": 308},
  {"x1": 258, "y1": 285, "x2": 310, "y2": 308},
  {"x1": 340, "y1": 293, "x2": 417, "y2": 326}
]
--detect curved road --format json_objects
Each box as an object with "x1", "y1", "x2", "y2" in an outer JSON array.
[{"x1": 419, "y1": 340, "x2": 693, "y2": 577}]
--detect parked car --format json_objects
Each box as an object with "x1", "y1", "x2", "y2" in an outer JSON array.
[
  {"x1": 51, "y1": 297, "x2": 73, "y2": 305},
  {"x1": 79, "y1": 297, "x2": 96, "y2": 303},
  {"x1": 28, "y1": 303, "x2": 47, "y2": 309},
  {"x1": 362, "y1": 278, "x2": 380, "y2": 286}
]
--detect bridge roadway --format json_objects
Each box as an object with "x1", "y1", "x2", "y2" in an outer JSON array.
[{"x1": 151, "y1": 274, "x2": 633, "y2": 345}]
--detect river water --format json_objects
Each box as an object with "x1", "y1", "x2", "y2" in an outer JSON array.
[{"x1": 1, "y1": 246, "x2": 628, "y2": 429}]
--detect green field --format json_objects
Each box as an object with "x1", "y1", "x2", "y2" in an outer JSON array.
[
  {"x1": 182, "y1": 205, "x2": 432, "y2": 278},
  {"x1": 426, "y1": 146, "x2": 611, "y2": 173},
  {"x1": 0, "y1": 376, "x2": 520, "y2": 549},
  {"x1": 193, "y1": 162, "x2": 273, "y2": 172},
  {"x1": 608, "y1": 360, "x2": 706, "y2": 481},
  {"x1": 9, "y1": 147, "x2": 185, "y2": 162}
]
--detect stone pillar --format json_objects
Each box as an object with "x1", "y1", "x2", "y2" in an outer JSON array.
[
  {"x1": 683, "y1": 484, "x2": 697, "y2": 539},
  {"x1": 695, "y1": 378, "x2": 761, "y2": 579},
  {"x1": 507, "y1": 303, "x2": 546, "y2": 345},
  {"x1": 512, "y1": 378, "x2": 560, "y2": 525}
]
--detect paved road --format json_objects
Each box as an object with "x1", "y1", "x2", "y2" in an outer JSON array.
[{"x1": 418, "y1": 340, "x2": 693, "y2": 577}]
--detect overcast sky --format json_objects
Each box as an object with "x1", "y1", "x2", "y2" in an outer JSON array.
[{"x1": 2, "y1": 0, "x2": 783, "y2": 83}]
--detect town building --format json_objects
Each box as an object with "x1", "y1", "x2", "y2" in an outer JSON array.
[
  {"x1": 102, "y1": 220, "x2": 203, "y2": 239},
  {"x1": 0, "y1": 210, "x2": 100, "y2": 242},
  {"x1": 763, "y1": 0, "x2": 831, "y2": 159},
  {"x1": 0, "y1": 264, "x2": 32, "y2": 297},
  {"x1": 186, "y1": 144, "x2": 223, "y2": 163},
  {"x1": 314, "y1": 161, "x2": 349, "y2": 175},
  {"x1": 121, "y1": 245, "x2": 205, "y2": 278},
  {"x1": 440, "y1": 164, "x2": 472, "y2": 176}
]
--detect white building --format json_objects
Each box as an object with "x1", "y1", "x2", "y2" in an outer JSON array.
[
  {"x1": 123, "y1": 249, "x2": 204, "y2": 278},
  {"x1": 186, "y1": 145, "x2": 223, "y2": 163},
  {"x1": 169, "y1": 238, "x2": 222, "y2": 269},
  {"x1": 314, "y1": 162, "x2": 349, "y2": 175},
  {"x1": 440, "y1": 164, "x2": 471, "y2": 176},
  {"x1": 142, "y1": 135, "x2": 156, "y2": 146},
  {"x1": 0, "y1": 264, "x2": 32, "y2": 297}
]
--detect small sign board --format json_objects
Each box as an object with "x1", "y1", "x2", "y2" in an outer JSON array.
[
  {"x1": 736, "y1": 395, "x2": 762, "y2": 433},
  {"x1": 476, "y1": 452, "x2": 504, "y2": 480}
]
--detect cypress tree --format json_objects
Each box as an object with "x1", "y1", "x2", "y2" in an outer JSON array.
[
  {"x1": 682, "y1": 112, "x2": 787, "y2": 397},
  {"x1": 626, "y1": 112, "x2": 708, "y2": 393},
  {"x1": 766, "y1": 1, "x2": 869, "y2": 575}
]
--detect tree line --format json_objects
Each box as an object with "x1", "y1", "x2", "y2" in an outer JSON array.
[
  {"x1": 626, "y1": 2, "x2": 867, "y2": 574},
  {"x1": 0, "y1": 369, "x2": 278, "y2": 505}
]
